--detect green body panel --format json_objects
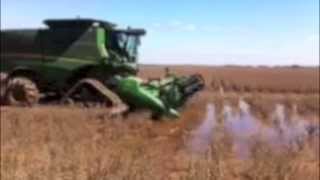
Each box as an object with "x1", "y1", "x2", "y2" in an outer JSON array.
[
  {"x1": 1, "y1": 20, "x2": 138, "y2": 90},
  {"x1": 117, "y1": 77, "x2": 165, "y2": 111},
  {"x1": 116, "y1": 76, "x2": 199, "y2": 117},
  {"x1": 39, "y1": 56, "x2": 98, "y2": 88},
  {"x1": 0, "y1": 18, "x2": 203, "y2": 117},
  {"x1": 117, "y1": 76, "x2": 180, "y2": 117}
]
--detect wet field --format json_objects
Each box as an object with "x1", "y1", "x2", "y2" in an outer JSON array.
[
  {"x1": 1, "y1": 93, "x2": 319, "y2": 180},
  {"x1": 1, "y1": 65, "x2": 319, "y2": 179},
  {"x1": 188, "y1": 100, "x2": 319, "y2": 159}
]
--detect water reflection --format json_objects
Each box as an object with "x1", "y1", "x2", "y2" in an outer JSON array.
[
  {"x1": 189, "y1": 100, "x2": 319, "y2": 158},
  {"x1": 223, "y1": 99, "x2": 261, "y2": 158},
  {"x1": 189, "y1": 103, "x2": 216, "y2": 153}
]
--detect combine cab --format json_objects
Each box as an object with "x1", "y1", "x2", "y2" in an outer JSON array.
[{"x1": 0, "y1": 18, "x2": 204, "y2": 118}]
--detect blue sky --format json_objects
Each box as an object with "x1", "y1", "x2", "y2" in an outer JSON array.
[{"x1": 1, "y1": 0, "x2": 319, "y2": 65}]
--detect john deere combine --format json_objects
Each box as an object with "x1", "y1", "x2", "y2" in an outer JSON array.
[{"x1": 0, "y1": 18, "x2": 204, "y2": 118}]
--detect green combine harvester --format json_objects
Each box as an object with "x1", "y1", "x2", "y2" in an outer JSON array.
[{"x1": 0, "y1": 18, "x2": 204, "y2": 118}]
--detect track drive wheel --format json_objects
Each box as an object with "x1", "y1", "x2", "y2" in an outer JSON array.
[
  {"x1": 0, "y1": 73, "x2": 8, "y2": 104},
  {"x1": 61, "y1": 78, "x2": 128, "y2": 116},
  {"x1": 5, "y1": 77, "x2": 40, "y2": 106}
]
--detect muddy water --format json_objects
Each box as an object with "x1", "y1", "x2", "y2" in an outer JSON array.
[
  {"x1": 263, "y1": 104, "x2": 310, "y2": 148},
  {"x1": 223, "y1": 99, "x2": 262, "y2": 158},
  {"x1": 188, "y1": 103, "x2": 216, "y2": 153},
  {"x1": 189, "y1": 100, "x2": 319, "y2": 158}
]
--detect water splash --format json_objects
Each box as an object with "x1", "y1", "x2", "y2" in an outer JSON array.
[
  {"x1": 189, "y1": 103, "x2": 216, "y2": 153},
  {"x1": 222, "y1": 101, "x2": 319, "y2": 158},
  {"x1": 223, "y1": 100, "x2": 261, "y2": 159},
  {"x1": 223, "y1": 104, "x2": 233, "y2": 121},
  {"x1": 188, "y1": 100, "x2": 319, "y2": 158},
  {"x1": 265, "y1": 104, "x2": 319, "y2": 149}
]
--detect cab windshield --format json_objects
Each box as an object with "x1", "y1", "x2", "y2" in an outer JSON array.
[{"x1": 110, "y1": 31, "x2": 140, "y2": 61}]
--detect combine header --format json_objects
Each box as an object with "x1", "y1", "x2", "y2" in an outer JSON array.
[{"x1": 0, "y1": 18, "x2": 204, "y2": 118}]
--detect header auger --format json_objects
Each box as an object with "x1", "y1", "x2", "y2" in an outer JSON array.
[{"x1": 0, "y1": 18, "x2": 204, "y2": 118}]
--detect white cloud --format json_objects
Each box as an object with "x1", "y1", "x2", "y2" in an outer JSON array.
[
  {"x1": 151, "y1": 22, "x2": 161, "y2": 28},
  {"x1": 201, "y1": 25, "x2": 222, "y2": 32},
  {"x1": 307, "y1": 34, "x2": 319, "y2": 42},
  {"x1": 170, "y1": 20, "x2": 183, "y2": 27},
  {"x1": 149, "y1": 21, "x2": 252, "y2": 34},
  {"x1": 184, "y1": 24, "x2": 197, "y2": 31},
  {"x1": 150, "y1": 20, "x2": 198, "y2": 32}
]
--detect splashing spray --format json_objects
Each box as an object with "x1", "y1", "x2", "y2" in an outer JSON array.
[
  {"x1": 189, "y1": 103, "x2": 216, "y2": 153},
  {"x1": 264, "y1": 104, "x2": 317, "y2": 149},
  {"x1": 224, "y1": 99, "x2": 261, "y2": 159}
]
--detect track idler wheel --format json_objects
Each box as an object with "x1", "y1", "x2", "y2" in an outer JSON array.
[
  {"x1": 61, "y1": 78, "x2": 128, "y2": 116},
  {"x1": 0, "y1": 73, "x2": 8, "y2": 104},
  {"x1": 5, "y1": 77, "x2": 40, "y2": 106}
]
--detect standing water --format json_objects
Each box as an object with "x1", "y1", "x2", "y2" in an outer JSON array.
[
  {"x1": 189, "y1": 103, "x2": 216, "y2": 153},
  {"x1": 264, "y1": 104, "x2": 317, "y2": 149},
  {"x1": 223, "y1": 99, "x2": 261, "y2": 159},
  {"x1": 188, "y1": 100, "x2": 319, "y2": 158}
]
